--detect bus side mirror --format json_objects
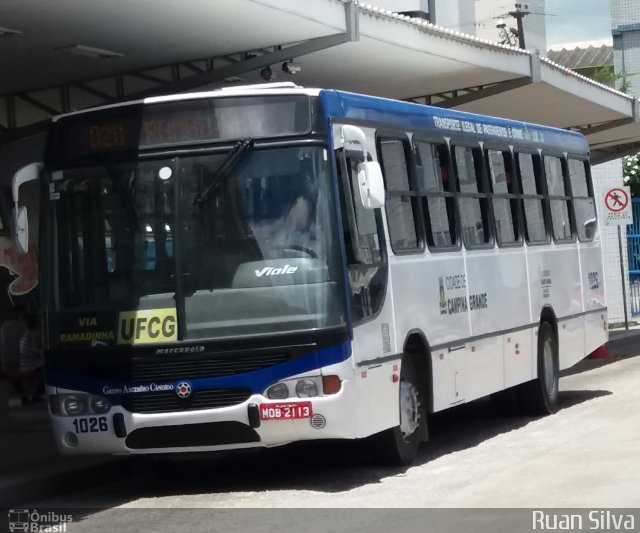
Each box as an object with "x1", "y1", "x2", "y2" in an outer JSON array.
[
  {"x1": 12, "y1": 207, "x2": 29, "y2": 255},
  {"x1": 340, "y1": 125, "x2": 367, "y2": 157},
  {"x1": 11, "y1": 162, "x2": 42, "y2": 255},
  {"x1": 340, "y1": 125, "x2": 385, "y2": 209},
  {"x1": 357, "y1": 161, "x2": 385, "y2": 209}
]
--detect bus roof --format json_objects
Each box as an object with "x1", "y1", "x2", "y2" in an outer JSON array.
[
  {"x1": 320, "y1": 89, "x2": 589, "y2": 155},
  {"x1": 51, "y1": 83, "x2": 588, "y2": 155},
  {"x1": 51, "y1": 83, "x2": 321, "y2": 122}
]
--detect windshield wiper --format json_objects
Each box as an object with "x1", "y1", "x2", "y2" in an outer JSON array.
[{"x1": 193, "y1": 138, "x2": 254, "y2": 205}]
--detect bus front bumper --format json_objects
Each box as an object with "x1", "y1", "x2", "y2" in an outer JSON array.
[{"x1": 49, "y1": 380, "x2": 357, "y2": 455}]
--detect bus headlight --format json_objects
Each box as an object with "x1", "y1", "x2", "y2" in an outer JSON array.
[
  {"x1": 56, "y1": 393, "x2": 112, "y2": 416},
  {"x1": 89, "y1": 396, "x2": 111, "y2": 414},
  {"x1": 295, "y1": 379, "x2": 318, "y2": 398},
  {"x1": 62, "y1": 395, "x2": 88, "y2": 416},
  {"x1": 266, "y1": 383, "x2": 289, "y2": 399},
  {"x1": 265, "y1": 377, "x2": 324, "y2": 399}
]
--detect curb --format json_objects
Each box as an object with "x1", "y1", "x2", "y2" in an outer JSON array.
[{"x1": 606, "y1": 329, "x2": 640, "y2": 360}]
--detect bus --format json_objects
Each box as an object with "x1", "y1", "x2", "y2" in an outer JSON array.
[{"x1": 11, "y1": 83, "x2": 607, "y2": 465}]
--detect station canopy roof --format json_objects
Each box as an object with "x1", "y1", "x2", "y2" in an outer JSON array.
[{"x1": 1, "y1": 0, "x2": 639, "y2": 164}]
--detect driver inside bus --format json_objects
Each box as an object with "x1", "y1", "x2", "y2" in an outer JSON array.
[
  {"x1": 251, "y1": 187, "x2": 322, "y2": 260},
  {"x1": 270, "y1": 192, "x2": 320, "y2": 258}
]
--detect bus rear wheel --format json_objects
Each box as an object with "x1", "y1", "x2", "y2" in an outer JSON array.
[
  {"x1": 517, "y1": 321, "x2": 559, "y2": 415},
  {"x1": 371, "y1": 358, "x2": 423, "y2": 466}
]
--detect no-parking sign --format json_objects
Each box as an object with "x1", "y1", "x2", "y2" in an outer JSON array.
[{"x1": 601, "y1": 186, "x2": 633, "y2": 226}]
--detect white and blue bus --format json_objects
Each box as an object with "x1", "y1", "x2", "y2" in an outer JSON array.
[{"x1": 13, "y1": 84, "x2": 606, "y2": 465}]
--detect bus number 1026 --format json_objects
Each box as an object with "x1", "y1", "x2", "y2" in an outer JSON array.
[{"x1": 72, "y1": 416, "x2": 108, "y2": 433}]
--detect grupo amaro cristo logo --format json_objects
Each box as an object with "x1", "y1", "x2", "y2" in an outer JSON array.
[{"x1": 7, "y1": 509, "x2": 73, "y2": 532}]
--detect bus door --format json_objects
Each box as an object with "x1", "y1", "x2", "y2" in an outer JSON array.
[{"x1": 332, "y1": 123, "x2": 399, "y2": 436}]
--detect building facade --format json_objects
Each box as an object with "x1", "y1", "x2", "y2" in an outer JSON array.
[
  {"x1": 594, "y1": 0, "x2": 640, "y2": 325},
  {"x1": 612, "y1": 0, "x2": 640, "y2": 95},
  {"x1": 547, "y1": 38, "x2": 631, "y2": 324}
]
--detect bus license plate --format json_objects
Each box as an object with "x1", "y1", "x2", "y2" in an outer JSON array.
[{"x1": 259, "y1": 402, "x2": 313, "y2": 421}]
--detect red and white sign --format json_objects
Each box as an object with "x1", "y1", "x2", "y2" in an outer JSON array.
[
  {"x1": 602, "y1": 186, "x2": 633, "y2": 226},
  {"x1": 259, "y1": 402, "x2": 313, "y2": 421}
]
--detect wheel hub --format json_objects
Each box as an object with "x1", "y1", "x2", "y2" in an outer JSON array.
[{"x1": 399, "y1": 380, "x2": 421, "y2": 439}]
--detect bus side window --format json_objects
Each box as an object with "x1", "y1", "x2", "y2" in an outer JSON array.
[
  {"x1": 335, "y1": 151, "x2": 388, "y2": 323},
  {"x1": 487, "y1": 149, "x2": 520, "y2": 245},
  {"x1": 568, "y1": 158, "x2": 596, "y2": 241},
  {"x1": 377, "y1": 135, "x2": 422, "y2": 253},
  {"x1": 543, "y1": 154, "x2": 574, "y2": 242},
  {"x1": 516, "y1": 152, "x2": 548, "y2": 243},
  {"x1": 413, "y1": 139, "x2": 458, "y2": 248},
  {"x1": 453, "y1": 145, "x2": 491, "y2": 247}
]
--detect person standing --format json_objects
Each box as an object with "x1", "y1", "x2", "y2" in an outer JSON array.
[
  {"x1": 19, "y1": 313, "x2": 43, "y2": 404},
  {"x1": 0, "y1": 304, "x2": 26, "y2": 378}
]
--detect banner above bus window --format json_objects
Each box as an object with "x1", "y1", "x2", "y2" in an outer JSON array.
[
  {"x1": 57, "y1": 308, "x2": 178, "y2": 346},
  {"x1": 50, "y1": 95, "x2": 320, "y2": 162}
]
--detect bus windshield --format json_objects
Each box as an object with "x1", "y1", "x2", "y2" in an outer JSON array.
[{"x1": 49, "y1": 145, "x2": 345, "y2": 345}]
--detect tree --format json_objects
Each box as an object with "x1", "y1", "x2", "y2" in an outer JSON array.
[
  {"x1": 591, "y1": 66, "x2": 632, "y2": 93},
  {"x1": 623, "y1": 153, "x2": 640, "y2": 196}
]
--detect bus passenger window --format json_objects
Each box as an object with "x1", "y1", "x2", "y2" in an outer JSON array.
[
  {"x1": 487, "y1": 150, "x2": 519, "y2": 245},
  {"x1": 377, "y1": 137, "x2": 421, "y2": 253},
  {"x1": 413, "y1": 140, "x2": 458, "y2": 248},
  {"x1": 568, "y1": 158, "x2": 596, "y2": 241},
  {"x1": 517, "y1": 152, "x2": 548, "y2": 243},
  {"x1": 336, "y1": 151, "x2": 387, "y2": 323},
  {"x1": 544, "y1": 155, "x2": 573, "y2": 242},
  {"x1": 453, "y1": 146, "x2": 491, "y2": 247}
]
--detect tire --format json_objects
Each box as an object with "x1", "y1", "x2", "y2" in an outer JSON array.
[
  {"x1": 371, "y1": 358, "x2": 424, "y2": 466},
  {"x1": 517, "y1": 321, "x2": 559, "y2": 415}
]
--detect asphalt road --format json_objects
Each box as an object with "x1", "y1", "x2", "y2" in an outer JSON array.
[{"x1": 22, "y1": 336, "x2": 640, "y2": 532}]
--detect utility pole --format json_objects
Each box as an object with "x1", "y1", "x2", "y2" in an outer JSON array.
[
  {"x1": 508, "y1": 3, "x2": 530, "y2": 49},
  {"x1": 496, "y1": 18, "x2": 517, "y2": 47}
]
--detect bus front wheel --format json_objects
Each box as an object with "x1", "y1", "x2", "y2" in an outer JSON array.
[
  {"x1": 517, "y1": 321, "x2": 559, "y2": 415},
  {"x1": 371, "y1": 358, "x2": 423, "y2": 466}
]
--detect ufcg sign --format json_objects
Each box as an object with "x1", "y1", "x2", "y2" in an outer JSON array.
[{"x1": 117, "y1": 308, "x2": 177, "y2": 344}]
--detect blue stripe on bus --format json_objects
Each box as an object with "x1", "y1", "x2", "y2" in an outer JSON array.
[
  {"x1": 319, "y1": 89, "x2": 589, "y2": 155},
  {"x1": 46, "y1": 342, "x2": 352, "y2": 400}
]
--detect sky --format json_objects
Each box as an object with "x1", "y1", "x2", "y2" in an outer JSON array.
[{"x1": 545, "y1": 0, "x2": 612, "y2": 45}]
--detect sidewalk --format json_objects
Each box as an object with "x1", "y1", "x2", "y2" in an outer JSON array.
[
  {"x1": 0, "y1": 327, "x2": 639, "y2": 507},
  {"x1": 606, "y1": 324, "x2": 640, "y2": 358},
  {"x1": 609, "y1": 323, "x2": 640, "y2": 340}
]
